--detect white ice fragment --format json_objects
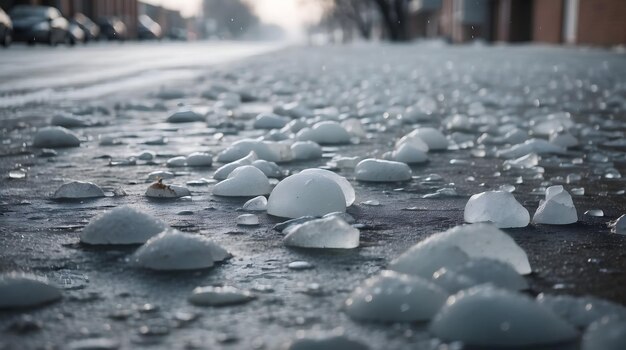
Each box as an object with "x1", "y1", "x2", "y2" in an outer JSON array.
[
  {"x1": 582, "y1": 316, "x2": 626, "y2": 350},
  {"x1": 284, "y1": 216, "x2": 359, "y2": 249},
  {"x1": 533, "y1": 185, "x2": 578, "y2": 224},
  {"x1": 213, "y1": 151, "x2": 258, "y2": 180},
  {"x1": 186, "y1": 152, "x2": 213, "y2": 167},
  {"x1": 51, "y1": 113, "x2": 88, "y2": 128},
  {"x1": 390, "y1": 224, "x2": 531, "y2": 275},
  {"x1": 291, "y1": 141, "x2": 323, "y2": 160},
  {"x1": 503, "y1": 153, "x2": 540, "y2": 169},
  {"x1": 355, "y1": 159, "x2": 412, "y2": 182},
  {"x1": 300, "y1": 168, "x2": 355, "y2": 206},
  {"x1": 405, "y1": 127, "x2": 448, "y2": 151},
  {"x1": 213, "y1": 165, "x2": 270, "y2": 197},
  {"x1": 447, "y1": 258, "x2": 528, "y2": 291},
  {"x1": 344, "y1": 270, "x2": 448, "y2": 322},
  {"x1": 391, "y1": 143, "x2": 428, "y2": 164},
  {"x1": 395, "y1": 134, "x2": 430, "y2": 153},
  {"x1": 188, "y1": 286, "x2": 254, "y2": 306},
  {"x1": 296, "y1": 121, "x2": 351, "y2": 145},
  {"x1": 429, "y1": 286, "x2": 578, "y2": 347},
  {"x1": 267, "y1": 172, "x2": 346, "y2": 218},
  {"x1": 341, "y1": 118, "x2": 366, "y2": 138},
  {"x1": 52, "y1": 180, "x2": 105, "y2": 199},
  {"x1": 67, "y1": 338, "x2": 119, "y2": 350},
  {"x1": 464, "y1": 191, "x2": 530, "y2": 228},
  {"x1": 133, "y1": 228, "x2": 228, "y2": 271},
  {"x1": 251, "y1": 159, "x2": 282, "y2": 178},
  {"x1": 610, "y1": 214, "x2": 626, "y2": 234},
  {"x1": 80, "y1": 206, "x2": 167, "y2": 245},
  {"x1": 145, "y1": 180, "x2": 191, "y2": 198},
  {"x1": 431, "y1": 268, "x2": 477, "y2": 294},
  {"x1": 497, "y1": 139, "x2": 566, "y2": 159},
  {"x1": 217, "y1": 139, "x2": 292, "y2": 163},
  {"x1": 550, "y1": 131, "x2": 579, "y2": 148},
  {"x1": 33, "y1": 126, "x2": 80, "y2": 148},
  {"x1": 146, "y1": 170, "x2": 175, "y2": 182},
  {"x1": 243, "y1": 196, "x2": 267, "y2": 211},
  {"x1": 389, "y1": 244, "x2": 469, "y2": 278},
  {"x1": 166, "y1": 156, "x2": 187, "y2": 167},
  {"x1": 0, "y1": 273, "x2": 62, "y2": 309},
  {"x1": 137, "y1": 150, "x2": 155, "y2": 161},
  {"x1": 236, "y1": 214, "x2": 259, "y2": 226},
  {"x1": 585, "y1": 209, "x2": 604, "y2": 217},
  {"x1": 287, "y1": 335, "x2": 369, "y2": 350},
  {"x1": 288, "y1": 261, "x2": 314, "y2": 270},
  {"x1": 253, "y1": 113, "x2": 289, "y2": 129},
  {"x1": 166, "y1": 109, "x2": 204, "y2": 123},
  {"x1": 537, "y1": 294, "x2": 626, "y2": 328}
]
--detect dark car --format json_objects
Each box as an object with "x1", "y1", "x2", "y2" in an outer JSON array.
[
  {"x1": 98, "y1": 17, "x2": 127, "y2": 41},
  {"x1": 137, "y1": 15, "x2": 161, "y2": 40},
  {"x1": 0, "y1": 7, "x2": 12, "y2": 47},
  {"x1": 72, "y1": 12, "x2": 99, "y2": 42},
  {"x1": 10, "y1": 5, "x2": 69, "y2": 46}
]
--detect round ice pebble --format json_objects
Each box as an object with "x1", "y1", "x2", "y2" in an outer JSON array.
[
  {"x1": 344, "y1": 270, "x2": 448, "y2": 322},
  {"x1": 291, "y1": 141, "x2": 323, "y2": 160},
  {"x1": 186, "y1": 152, "x2": 213, "y2": 167},
  {"x1": 582, "y1": 316, "x2": 626, "y2": 350},
  {"x1": 52, "y1": 181, "x2": 105, "y2": 199},
  {"x1": 464, "y1": 191, "x2": 530, "y2": 228},
  {"x1": 287, "y1": 335, "x2": 369, "y2": 350},
  {"x1": 33, "y1": 126, "x2": 80, "y2": 148},
  {"x1": 406, "y1": 127, "x2": 448, "y2": 151},
  {"x1": 213, "y1": 165, "x2": 271, "y2": 197},
  {"x1": 296, "y1": 121, "x2": 351, "y2": 145},
  {"x1": 188, "y1": 286, "x2": 254, "y2": 306},
  {"x1": 391, "y1": 143, "x2": 428, "y2": 164},
  {"x1": 80, "y1": 206, "x2": 167, "y2": 245},
  {"x1": 395, "y1": 134, "x2": 429, "y2": 153},
  {"x1": 145, "y1": 180, "x2": 191, "y2": 198},
  {"x1": 532, "y1": 185, "x2": 577, "y2": 225},
  {"x1": 389, "y1": 244, "x2": 469, "y2": 278},
  {"x1": 447, "y1": 258, "x2": 528, "y2": 291},
  {"x1": 166, "y1": 156, "x2": 187, "y2": 167},
  {"x1": 243, "y1": 196, "x2": 267, "y2": 211},
  {"x1": 355, "y1": 159, "x2": 412, "y2": 182},
  {"x1": 253, "y1": 113, "x2": 289, "y2": 129},
  {"x1": 0, "y1": 273, "x2": 61, "y2": 309},
  {"x1": 213, "y1": 151, "x2": 258, "y2": 180},
  {"x1": 300, "y1": 168, "x2": 355, "y2": 206},
  {"x1": 430, "y1": 286, "x2": 578, "y2": 347},
  {"x1": 284, "y1": 216, "x2": 359, "y2": 249},
  {"x1": 166, "y1": 109, "x2": 204, "y2": 123},
  {"x1": 267, "y1": 172, "x2": 346, "y2": 218},
  {"x1": 133, "y1": 228, "x2": 229, "y2": 271},
  {"x1": 251, "y1": 159, "x2": 282, "y2": 178}
]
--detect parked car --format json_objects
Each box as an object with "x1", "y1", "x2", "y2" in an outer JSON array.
[
  {"x1": 137, "y1": 15, "x2": 161, "y2": 40},
  {"x1": 98, "y1": 17, "x2": 127, "y2": 41},
  {"x1": 9, "y1": 5, "x2": 69, "y2": 46},
  {"x1": 71, "y1": 13, "x2": 99, "y2": 42},
  {"x1": 0, "y1": 7, "x2": 12, "y2": 47},
  {"x1": 67, "y1": 20, "x2": 85, "y2": 45}
]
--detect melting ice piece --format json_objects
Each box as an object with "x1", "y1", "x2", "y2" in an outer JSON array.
[
  {"x1": 300, "y1": 168, "x2": 355, "y2": 206},
  {"x1": 0, "y1": 273, "x2": 62, "y2": 309},
  {"x1": 67, "y1": 338, "x2": 120, "y2": 350},
  {"x1": 389, "y1": 244, "x2": 470, "y2": 278},
  {"x1": 137, "y1": 150, "x2": 155, "y2": 161},
  {"x1": 354, "y1": 159, "x2": 412, "y2": 182},
  {"x1": 253, "y1": 113, "x2": 289, "y2": 129},
  {"x1": 236, "y1": 214, "x2": 259, "y2": 226},
  {"x1": 533, "y1": 185, "x2": 577, "y2": 225},
  {"x1": 296, "y1": 121, "x2": 351, "y2": 145},
  {"x1": 33, "y1": 126, "x2": 80, "y2": 148},
  {"x1": 429, "y1": 285, "x2": 578, "y2": 347},
  {"x1": 464, "y1": 191, "x2": 530, "y2": 228},
  {"x1": 287, "y1": 335, "x2": 369, "y2": 350},
  {"x1": 447, "y1": 258, "x2": 529, "y2": 291},
  {"x1": 145, "y1": 180, "x2": 191, "y2": 198},
  {"x1": 405, "y1": 127, "x2": 448, "y2": 151},
  {"x1": 166, "y1": 156, "x2": 187, "y2": 167},
  {"x1": 585, "y1": 209, "x2": 604, "y2": 217},
  {"x1": 242, "y1": 196, "x2": 267, "y2": 211},
  {"x1": 389, "y1": 224, "x2": 531, "y2": 275},
  {"x1": 609, "y1": 214, "x2": 626, "y2": 234},
  {"x1": 134, "y1": 228, "x2": 228, "y2": 271},
  {"x1": 503, "y1": 153, "x2": 540, "y2": 169},
  {"x1": 80, "y1": 206, "x2": 167, "y2": 245},
  {"x1": 251, "y1": 159, "x2": 282, "y2": 178},
  {"x1": 213, "y1": 151, "x2": 257, "y2": 180},
  {"x1": 166, "y1": 109, "x2": 204, "y2": 123},
  {"x1": 390, "y1": 143, "x2": 428, "y2": 164},
  {"x1": 213, "y1": 165, "x2": 270, "y2": 197},
  {"x1": 550, "y1": 131, "x2": 579, "y2": 148},
  {"x1": 291, "y1": 141, "x2": 323, "y2": 160},
  {"x1": 431, "y1": 268, "x2": 477, "y2": 294},
  {"x1": 395, "y1": 134, "x2": 430, "y2": 153},
  {"x1": 146, "y1": 170, "x2": 175, "y2": 182},
  {"x1": 52, "y1": 181, "x2": 105, "y2": 199},
  {"x1": 283, "y1": 216, "x2": 359, "y2": 249},
  {"x1": 188, "y1": 286, "x2": 255, "y2": 306},
  {"x1": 186, "y1": 152, "x2": 213, "y2": 167},
  {"x1": 537, "y1": 294, "x2": 626, "y2": 328},
  {"x1": 51, "y1": 112, "x2": 89, "y2": 128},
  {"x1": 497, "y1": 139, "x2": 566, "y2": 159},
  {"x1": 267, "y1": 172, "x2": 346, "y2": 218},
  {"x1": 217, "y1": 139, "x2": 292, "y2": 163},
  {"x1": 344, "y1": 270, "x2": 448, "y2": 322},
  {"x1": 582, "y1": 316, "x2": 626, "y2": 350}
]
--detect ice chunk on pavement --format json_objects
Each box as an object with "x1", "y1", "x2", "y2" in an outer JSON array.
[
  {"x1": 166, "y1": 156, "x2": 187, "y2": 167},
  {"x1": 328, "y1": 155, "x2": 362, "y2": 169},
  {"x1": 296, "y1": 121, "x2": 351, "y2": 145},
  {"x1": 80, "y1": 206, "x2": 167, "y2": 245},
  {"x1": 395, "y1": 134, "x2": 429, "y2": 153},
  {"x1": 287, "y1": 335, "x2": 369, "y2": 350},
  {"x1": 186, "y1": 152, "x2": 213, "y2": 167},
  {"x1": 188, "y1": 286, "x2": 254, "y2": 306},
  {"x1": 253, "y1": 113, "x2": 289, "y2": 129},
  {"x1": 243, "y1": 196, "x2": 267, "y2": 211},
  {"x1": 344, "y1": 270, "x2": 448, "y2": 322},
  {"x1": 213, "y1": 151, "x2": 258, "y2": 180},
  {"x1": 390, "y1": 224, "x2": 531, "y2": 275},
  {"x1": 533, "y1": 185, "x2": 578, "y2": 225},
  {"x1": 582, "y1": 316, "x2": 626, "y2": 350},
  {"x1": 213, "y1": 165, "x2": 270, "y2": 197},
  {"x1": 389, "y1": 244, "x2": 469, "y2": 278},
  {"x1": 406, "y1": 127, "x2": 448, "y2": 151},
  {"x1": 52, "y1": 180, "x2": 105, "y2": 199},
  {"x1": 585, "y1": 209, "x2": 604, "y2": 217},
  {"x1": 355, "y1": 159, "x2": 412, "y2": 182},
  {"x1": 267, "y1": 172, "x2": 346, "y2": 218},
  {"x1": 300, "y1": 168, "x2": 355, "y2": 206},
  {"x1": 284, "y1": 216, "x2": 359, "y2": 249},
  {"x1": 146, "y1": 170, "x2": 175, "y2": 182},
  {"x1": 51, "y1": 113, "x2": 89, "y2": 128},
  {"x1": 447, "y1": 258, "x2": 528, "y2": 291},
  {"x1": 390, "y1": 143, "x2": 428, "y2": 164},
  {"x1": 0, "y1": 273, "x2": 62, "y2": 309},
  {"x1": 166, "y1": 109, "x2": 204, "y2": 123},
  {"x1": 145, "y1": 180, "x2": 191, "y2": 198},
  {"x1": 137, "y1": 150, "x2": 155, "y2": 161},
  {"x1": 291, "y1": 141, "x2": 323, "y2": 160},
  {"x1": 237, "y1": 214, "x2": 259, "y2": 226},
  {"x1": 33, "y1": 126, "x2": 80, "y2": 148},
  {"x1": 464, "y1": 191, "x2": 530, "y2": 228},
  {"x1": 251, "y1": 159, "x2": 282, "y2": 178},
  {"x1": 134, "y1": 228, "x2": 228, "y2": 271},
  {"x1": 610, "y1": 214, "x2": 626, "y2": 234},
  {"x1": 217, "y1": 139, "x2": 292, "y2": 163},
  {"x1": 429, "y1": 285, "x2": 578, "y2": 347},
  {"x1": 537, "y1": 294, "x2": 626, "y2": 328},
  {"x1": 497, "y1": 139, "x2": 566, "y2": 159},
  {"x1": 503, "y1": 153, "x2": 540, "y2": 169}
]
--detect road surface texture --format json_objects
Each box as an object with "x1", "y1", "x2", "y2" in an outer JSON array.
[{"x1": 1, "y1": 41, "x2": 626, "y2": 349}]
